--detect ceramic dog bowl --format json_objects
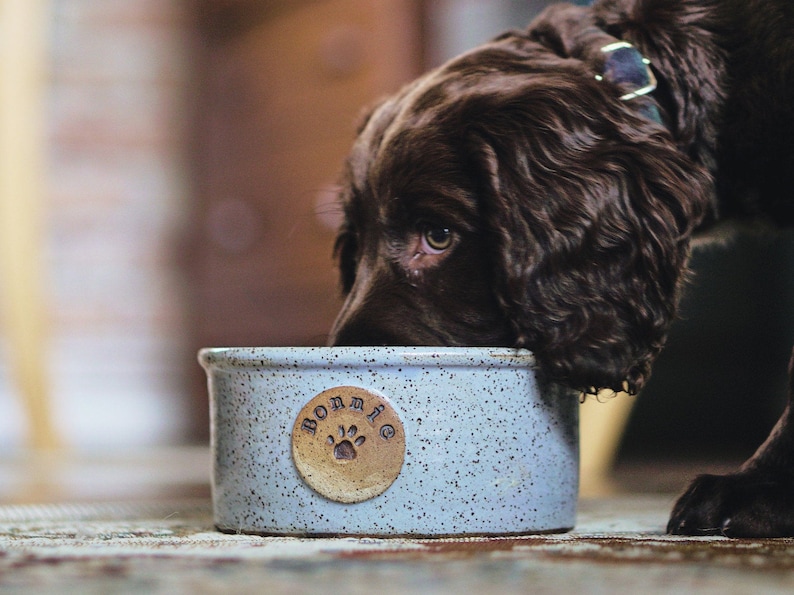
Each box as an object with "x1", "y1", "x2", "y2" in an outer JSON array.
[{"x1": 199, "y1": 346, "x2": 579, "y2": 537}]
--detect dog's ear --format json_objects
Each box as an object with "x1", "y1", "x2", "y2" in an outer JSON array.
[{"x1": 465, "y1": 92, "x2": 712, "y2": 394}]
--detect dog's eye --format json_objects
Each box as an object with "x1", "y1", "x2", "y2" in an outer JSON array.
[{"x1": 421, "y1": 225, "x2": 453, "y2": 253}]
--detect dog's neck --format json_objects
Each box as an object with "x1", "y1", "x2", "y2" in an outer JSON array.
[
  {"x1": 527, "y1": 1, "x2": 725, "y2": 174},
  {"x1": 591, "y1": 1, "x2": 730, "y2": 174},
  {"x1": 527, "y1": 12, "x2": 673, "y2": 130}
]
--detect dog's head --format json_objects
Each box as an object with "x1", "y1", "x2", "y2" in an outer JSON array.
[{"x1": 329, "y1": 7, "x2": 713, "y2": 394}]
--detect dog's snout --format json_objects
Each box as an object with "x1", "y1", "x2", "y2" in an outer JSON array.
[
  {"x1": 329, "y1": 282, "x2": 435, "y2": 347},
  {"x1": 329, "y1": 311, "x2": 409, "y2": 346}
]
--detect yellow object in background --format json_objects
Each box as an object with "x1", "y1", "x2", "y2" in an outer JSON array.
[
  {"x1": 0, "y1": 0, "x2": 58, "y2": 450},
  {"x1": 580, "y1": 390, "x2": 636, "y2": 495}
]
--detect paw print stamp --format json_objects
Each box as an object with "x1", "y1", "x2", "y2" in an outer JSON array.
[
  {"x1": 329, "y1": 425, "x2": 365, "y2": 461},
  {"x1": 292, "y1": 386, "x2": 405, "y2": 503}
]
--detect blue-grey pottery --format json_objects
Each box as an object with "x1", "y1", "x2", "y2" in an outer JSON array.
[{"x1": 199, "y1": 346, "x2": 579, "y2": 537}]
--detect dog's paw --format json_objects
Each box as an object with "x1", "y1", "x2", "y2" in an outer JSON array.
[{"x1": 667, "y1": 472, "x2": 794, "y2": 537}]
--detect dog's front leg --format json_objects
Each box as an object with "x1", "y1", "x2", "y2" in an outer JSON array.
[{"x1": 667, "y1": 348, "x2": 794, "y2": 537}]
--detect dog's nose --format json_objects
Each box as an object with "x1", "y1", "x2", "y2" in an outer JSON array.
[{"x1": 328, "y1": 310, "x2": 410, "y2": 346}]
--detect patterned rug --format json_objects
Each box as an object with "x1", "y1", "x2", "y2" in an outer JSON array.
[{"x1": 1, "y1": 496, "x2": 793, "y2": 594}]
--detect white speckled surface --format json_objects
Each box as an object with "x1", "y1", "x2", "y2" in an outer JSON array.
[{"x1": 199, "y1": 347, "x2": 579, "y2": 537}]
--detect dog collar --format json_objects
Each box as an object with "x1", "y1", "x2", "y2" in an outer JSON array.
[{"x1": 596, "y1": 41, "x2": 662, "y2": 123}]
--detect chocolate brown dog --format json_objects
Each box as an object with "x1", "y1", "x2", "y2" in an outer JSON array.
[{"x1": 329, "y1": 0, "x2": 794, "y2": 537}]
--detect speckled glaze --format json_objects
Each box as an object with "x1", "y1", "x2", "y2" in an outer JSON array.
[{"x1": 199, "y1": 346, "x2": 579, "y2": 537}]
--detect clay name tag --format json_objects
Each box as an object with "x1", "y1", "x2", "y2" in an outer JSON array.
[{"x1": 291, "y1": 386, "x2": 405, "y2": 503}]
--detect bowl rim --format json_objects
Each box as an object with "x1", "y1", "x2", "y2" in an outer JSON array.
[{"x1": 198, "y1": 346, "x2": 537, "y2": 370}]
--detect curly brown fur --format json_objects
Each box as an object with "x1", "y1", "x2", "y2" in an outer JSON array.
[{"x1": 329, "y1": 0, "x2": 794, "y2": 536}]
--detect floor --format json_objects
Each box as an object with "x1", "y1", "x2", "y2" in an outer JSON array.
[{"x1": 0, "y1": 449, "x2": 791, "y2": 594}]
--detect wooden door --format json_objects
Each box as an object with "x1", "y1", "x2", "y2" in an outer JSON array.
[{"x1": 186, "y1": 0, "x2": 423, "y2": 439}]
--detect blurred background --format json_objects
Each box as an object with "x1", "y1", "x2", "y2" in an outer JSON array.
[{"x1": 0, "y1": 0, "x2": 792, "y2": 499}]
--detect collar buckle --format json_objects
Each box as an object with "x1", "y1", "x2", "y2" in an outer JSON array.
[{"x1": 597, "y1": 41, "x2": 658, "y2": 101}]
